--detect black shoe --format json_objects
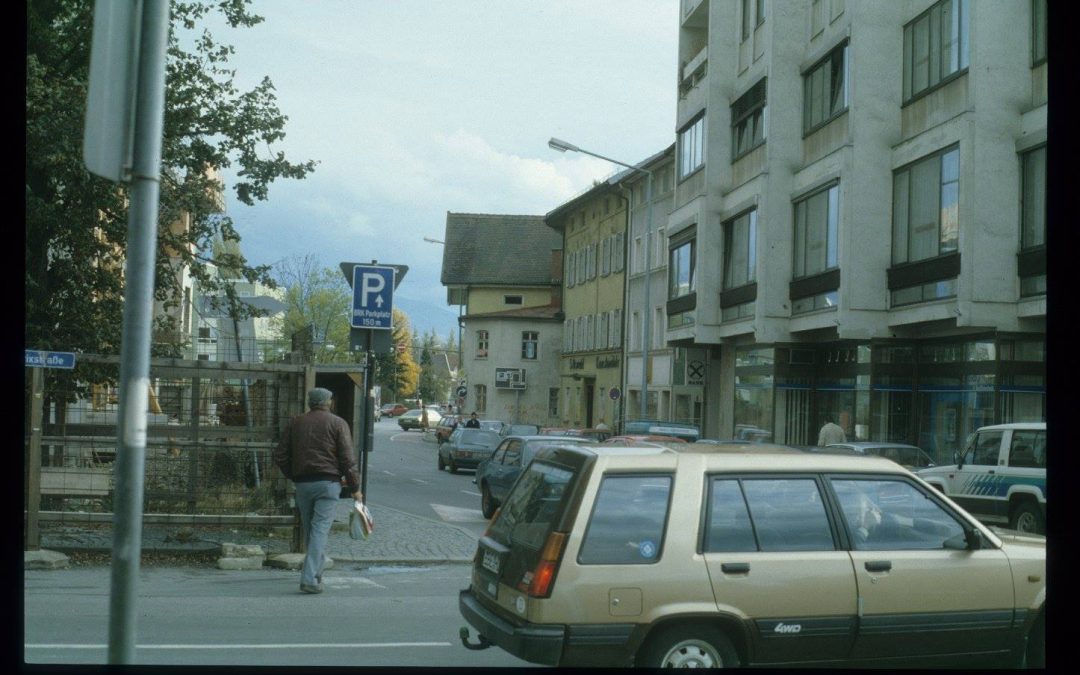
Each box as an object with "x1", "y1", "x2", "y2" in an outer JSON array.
[{"x1": 300, "y1": 582, "x2": 323, "y2": 594}]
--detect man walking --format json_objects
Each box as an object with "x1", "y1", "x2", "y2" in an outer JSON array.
[
  {"x1": 274, "y1": 388, "x2": 361, "y2": 594},
  {"x1": 818, "y1": 414, "x2": 847, "y2": 446}
]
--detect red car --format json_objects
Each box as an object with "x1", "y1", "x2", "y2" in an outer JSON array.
[{"x1": 380, "y1": 403, "x2": 408, "y2": 417}]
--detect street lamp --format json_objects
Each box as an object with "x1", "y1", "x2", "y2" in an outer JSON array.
[{"x1": 548, "y1": 137, "x2": 655, "y2": 421}]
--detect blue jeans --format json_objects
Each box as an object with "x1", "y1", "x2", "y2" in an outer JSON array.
[{"x1": 294, "y1": 480, "x2": 339, "y2": 586}]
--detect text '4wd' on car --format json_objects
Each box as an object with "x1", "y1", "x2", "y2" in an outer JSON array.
[{"x1": 458, "y1": 443, "x2": 1045, "y2": 668}]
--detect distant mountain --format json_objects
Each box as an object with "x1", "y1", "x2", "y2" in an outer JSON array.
[{"x1": 395, "y1": 296, "x2": 460, "y2": 341}]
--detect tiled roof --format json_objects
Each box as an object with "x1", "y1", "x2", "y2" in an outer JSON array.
[{"x1": 441, "y1": 213, "x2": 562, "y2": 286}]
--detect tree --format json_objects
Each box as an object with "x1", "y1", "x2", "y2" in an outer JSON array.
[
  {"x1": 26, "y1": 0, "x2": 316, "y2": 380},
  {"x1": 374, "y1": 310, "x2": 419, "y2": 400},
  {"x1": 272, "y1": 256, "x2": 355, "y2": 363}
]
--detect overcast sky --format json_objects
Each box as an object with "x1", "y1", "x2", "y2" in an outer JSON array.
[{"x1": 198, "y1": 1, "x2": 679, "y2": 311}]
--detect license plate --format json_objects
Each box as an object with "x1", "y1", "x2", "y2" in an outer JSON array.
[{"x1": 482, "y1": 549, "x2": 501, "y2": 575}]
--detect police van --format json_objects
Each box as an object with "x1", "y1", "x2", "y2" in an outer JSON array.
[{"x1": 917, "y1": 422, "x2": 1045, "y2": 534}]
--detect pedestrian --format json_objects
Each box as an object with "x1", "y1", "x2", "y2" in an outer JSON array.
[
  {"x1": 273, "y1": 388, "x2": 361, "y2": 594},
  {"x1": 594, "y1": 418, "x2": 610, "y2": 431},
  {"x1": 465, "y1": 412, "x2": 481, "y2": 429},
  {"x1": 818, "y1": 414, "x2": 847, "y2": 446}
]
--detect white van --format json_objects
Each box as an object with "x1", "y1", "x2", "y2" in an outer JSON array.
[{"x1": 917, "y1": 422, "x2": 1045, "y2": 534}]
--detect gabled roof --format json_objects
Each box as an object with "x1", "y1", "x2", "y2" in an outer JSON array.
[{"x1": 441, "y1": 213, "x2": 561, "y2": 286}]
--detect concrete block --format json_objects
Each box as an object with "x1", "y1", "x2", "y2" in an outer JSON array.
[
  {"x1": 217, "y1": 556, "x2": 266, "y2": 570},
  {"x1": 25, "y1": 549, "x2": 70, "y2": 570},
  {"x1": 221, "y1": 543, "x2": 265, "y2": 558},
  {"x1": 266, "y1": 553, "x2": 334, "y2": 571}
]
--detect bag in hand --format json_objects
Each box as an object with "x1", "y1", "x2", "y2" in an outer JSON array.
[{"x1": 349, "y1": 499, "x2": 374, "y2": 540}]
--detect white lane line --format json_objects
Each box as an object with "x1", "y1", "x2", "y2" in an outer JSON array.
[
  {"x1": 411, "y1": 478, "x2": 429, "y2": 485},
  {"x1": 461, "y1": 490, "x2": 481, "y2": 497},
  {"x1": 26, "y1": 642, "x2": 452, "y2": 650},
  {"x1": 382, "y1": 470, "x2": 396, "y2": 476}
]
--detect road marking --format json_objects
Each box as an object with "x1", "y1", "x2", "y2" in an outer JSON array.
[
  {"x1": 382, "y1": 470, "x2": 396, "y2": 476},
  {"x1": 430, "y1": 503, "x2": 486, "y2": 523},
  {"x1": 26, "y1": 642, "x2": 452, "y2": 650},
  {"x1": 411, "y1": 479, "x2": 429, "y2": 485},
  {"x1": 461, "y1": 490, "x2": 481, "y2": 497}
]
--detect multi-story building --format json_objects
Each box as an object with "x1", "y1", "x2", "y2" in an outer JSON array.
[
  {"x1": 670, "y1": 0, "x2": 1046, "y2": 460},
  {"x1": 439, "y1": 212, "x2": 565, "y2": 425}
]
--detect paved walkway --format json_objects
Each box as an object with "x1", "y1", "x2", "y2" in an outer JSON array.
[{"x1": 37, "y1": 499, "x2": 481, "y2": 565}]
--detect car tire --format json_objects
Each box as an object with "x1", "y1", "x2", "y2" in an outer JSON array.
[
  {"x1": 481, "y1": 484, "x2": 497, "y2": 519},
  {"x1": 638, "y1": 625, "x2": 739, "y2": 669},
  {"x1": 1010, "y1": 501, "x2": 1045, "y2": 534},
  {"x1": 447, "y1": 458, "x2": 458, "y2": 474}
]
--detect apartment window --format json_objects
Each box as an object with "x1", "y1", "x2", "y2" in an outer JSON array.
[
  {"x1": 522, "y1": 331, "x2": 538, "y2": 360},
  {"x1": 669, "y1": 238, "x2": 696, "y2": 300},
  {"x1": 197, "y1": 326, "x2": 216, "y2": 343},
  {"x1": 803, "y1": 42, "x2": 848, "y2": 133},
  {"x1": 756, "y1": 0, "x2": 766, "y2": 25},
  {"x1": 732, "y1": 79, "x2": 767, "y2": 160},
  {"x1": 612, "y1": 309, "x2": 622, "y2": 348},
  {"x1": 653, "y1": 227, "x2": 667, "y2": 269},
  {"x1": 1032, "y1": 0, "x2": 1047, "y2": 65},
  {"x1": 613, "y1": 233, "x2": 625, "y2": 272},
  {"x1": 504, "y1": 295, "x2": 523, "y2": 305},
  {"x1": 678, "y1": 114, "x2": 706, "y2": 179},
  {"x1": 902, "y1": 0, "x2": 969, "y2": 103},
  {"x1": 722, "y1": 210, "x2": 757, "y2": 321},
  {"x1": 793, "y1": 183, "x2": 839, "y2": 278},
  {"x1": 475, "y1": 384, "x2": 487, "y2": 414},
  {"x1": 549, "y1": 388, "x2": 559, "y2": 418},
  {"x1": 601, "y1": 237, "x2": 611, "y2": 276},
  {"x1": 1020, "y1": 145, "x2": 1047, "y2": 296},
  {"x1": 741, "y1": 0, "x2": 752, "y2": 40},
  {"x1": 892, "y1": 145, "x2": 959, "y2": 265},
  {"x1": 477, "y1": 330, "x2": 489, "y2": 358}
]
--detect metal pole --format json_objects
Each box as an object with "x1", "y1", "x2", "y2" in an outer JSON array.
[
  {"x1": 640, "y1": 173, "x2": 654, "y2": 420},
  {"x1": 108, "y1": 0, "x2": 170, "y2": 664},
  {"x1": 26, "y1": 367, "x2": 44, "y2": 550}
]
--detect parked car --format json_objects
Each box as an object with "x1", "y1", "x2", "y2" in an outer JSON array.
[
  {"x1": 435, "y1": 416, "x2": 462, "y2": 444},
  {"x1": 918, "y1": 422, "x2": 1046, "y2": 534},
  {"x1": 539, "y1": 427, "x2": 614, "y2": 442},
  {"x1": 621, "y1": 420, "x2": 700, "y2": 442},
  {"x1": 381, "y1": 403, "x2": 408, "y2": 418},
  {"x1": 474, "y1": 435, "x2": 596, "y2": 518},
  {"x1": 818, "y1": 442, "x2": 936, "y2": 470},
  {"x1": 438, "y1": 428, "x2": 503, "y2": 474},
  {"x1": 459, "y1": 443, "x2": 1046, "y2": 669},
  {"x1": 499, "y1": 423, "x2": 540, "y2": 437},
  {"x1": 601, "y1": 434, "x2": 686, "y2": 446},
  {"x1": 397, "y1": 408, "x2": 443, "y2": 431},
  {"x1": 478, "y1": 420, "x2": 506, "y2": 433}
]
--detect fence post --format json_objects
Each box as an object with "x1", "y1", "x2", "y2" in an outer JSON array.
[
  {"x1": 26, "y1": 367, "x2": 44, "y2": 550},
  {"x1": 187, "y1": 376, "x2": 200, "y2": 513}
]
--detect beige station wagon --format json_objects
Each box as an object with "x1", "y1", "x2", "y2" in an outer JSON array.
[{"x1": 458, "y1": 443, "x2": 1045, "y2": 668}]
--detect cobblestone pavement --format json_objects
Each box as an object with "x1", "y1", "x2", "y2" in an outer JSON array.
[{"x1": 37, "y1": 499, "x2": 481, "y2": 565}]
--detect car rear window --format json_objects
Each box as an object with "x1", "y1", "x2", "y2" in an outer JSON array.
[
  {"x1": 488, "y1": 461, "x2": 576, "y2": 551},
  {"x1": 579, "y1": 475, "x2": 672, "y2": 565}
]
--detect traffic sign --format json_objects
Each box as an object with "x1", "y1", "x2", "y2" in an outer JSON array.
[
  {"x1": 25, "y1": 350, "x2": 76, "y2": 369},
  {"x1": 609, "y1": 387, "x2": 621, "y2": 400},
  {"x1": 456, "y1": 386, "x2": 468, "y2": 398},
  {"x1": 351, "y1": 264, "x2": 395, "y2": 330}
]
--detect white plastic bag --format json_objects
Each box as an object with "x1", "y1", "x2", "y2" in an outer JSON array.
[{"x1": 349, "y1": 499, "x2": 374, "y2": 540}]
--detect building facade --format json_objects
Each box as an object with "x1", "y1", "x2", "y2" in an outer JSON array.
[
  {"x1": 671, "y1": 0, "x2": 1046, "y2": 459},
  {"x1": 440, "y1": 212, "x2": 565, "y2": 426}
]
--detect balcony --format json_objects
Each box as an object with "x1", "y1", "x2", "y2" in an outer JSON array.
[{"x1": 679, "y1": 46, "x2": 708, "y2": 99}]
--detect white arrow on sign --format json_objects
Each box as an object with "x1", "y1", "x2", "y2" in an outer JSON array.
[{"x1": 361, "y1": 273, "x2": 386, "y2": 308}]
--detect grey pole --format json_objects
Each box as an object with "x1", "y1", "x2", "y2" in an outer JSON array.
[
  {"x1": 108, "y1": 0, "x2": 170, "y2": 664},
  {"x1": 640, "y1": 173, "x2": 654, "y2": 420}
]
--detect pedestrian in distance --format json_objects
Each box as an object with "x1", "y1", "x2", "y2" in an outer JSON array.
[
  {"x1": 818, "y1": 414, "x2": 847, "y2": 446},
  {"x1": 595, "y1": 418, "x2": 610, "y2": 431},
  {"x1": 273, "y1": 388, "x2": 362, "y2": 595},
  {"x1": 465, "y1": 412, "x2": 481, "y2": 429}
]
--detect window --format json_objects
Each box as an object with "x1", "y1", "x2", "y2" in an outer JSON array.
[
  {"x1": 803, "y1": 42, "x2": 848, "y2": 133},
  {"x1": 548, "y1": 388, "x2": 559, "y2": 418},
  {"x1": 475, "y1": 384, "x2": 487, "y2": 413},
  {"x1": 601, "y1": 237, "x2": 611, "y2": 276},
  {"x1": 892, "y1": 145, "x2": 959, "y2": 265},
  {"x1": 1032, "y1": 0, "x2": 1047, "y2": 65},
  {"x1": 612, "y1": 309, "x2": 622, "y2": 348},
  {"x1": 522, "y1": 331, "x2": 538, "y2": 360},
  {"x1": 579, "y1": 475, "x2": 671, "y2": 564},
  {"x1": 732, "y1": 79, "x2": 767, "y2": 160},
  {"x1": 741, "y1": 0, "x2": 752, "y2": 40},
  {"x1": 903, "y1": 0, "x2": 969, "y2": 102},
  {"x1": 741, "y1": 479, "x2": 835, "y2": 552},
  {"x1": 504, "y1": 295, "x2": 523, "y2": 305},
  {"x1": 831, "y1": 479, "x2": 965, "y2": 550},
  {"x1": 599, "y1": 312, "x2": 609, "y2": 349},
  {"x1": 1020, "y1": 145, "x2": 1046, "y2": 296},
  {"x1": 967, "y1": 430, "x2": 1003, "y2": 466},
  {"x1": 613, "y1": 233, "x2": 625, "y2": 272},
  {"x1": 704, "y1": 480, "x2": 757, "y2": 552},
  {"x1": 756, "y1": 0, "x2": 766, "y2": 25},
  {"x1": 724, "y1": 210, "x2": 757, "y2": 289},
  {"x1": 669, "y1": 239, "x2": 696, "y2": 299},
  {"x1": 476, "y1": 330, "x2": 489, "y2": 358},
  {"x1": 576, "y1": 245, "x2": 586, "y2": 282},
  {"x1": 197, "y1": 326, "x2": 215, "y2": 343},
  {"x1": 1009, "y1": 430, "x2": 1045, "y2": 469},
  {"x1": 678, "y1": 114, "x2": 705, "y2": 179},
  {"x1": 793, "y1": 183, "x2": 839, "y2": 278}
]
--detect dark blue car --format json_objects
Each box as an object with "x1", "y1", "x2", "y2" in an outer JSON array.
[{"x1": 474, "y1": 435, "x2": 595, "y2": 518}]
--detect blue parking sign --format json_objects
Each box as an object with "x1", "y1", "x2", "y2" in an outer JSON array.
[{"x1": 351, "y1": 265, "x2": 394, "y2": 330}]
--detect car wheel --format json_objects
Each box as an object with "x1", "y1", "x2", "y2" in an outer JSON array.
[
  {"x1": 638, "y1": 625, "x2": 739, "y2": 668},
  {"x1": 1010, "y1": 502, "x2": 1044, "y2": 534},
  {"x1": 481, "y1": 485, "x2": 497, "y2": 519},
  {"x1": 447, "y1": 457, "x2": 458, "y2": 474}
]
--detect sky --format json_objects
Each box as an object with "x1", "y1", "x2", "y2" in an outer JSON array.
[{"x1": 196, "y1": 1, "x2": 679, "y2": 335}]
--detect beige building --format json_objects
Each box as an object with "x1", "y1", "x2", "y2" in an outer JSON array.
[
  {"x1": 670, "y1": 0, "x2": 1046, "y2": 457},
  {"x1": 439, "y1": 212, "x2": 565, "y2": 426}
]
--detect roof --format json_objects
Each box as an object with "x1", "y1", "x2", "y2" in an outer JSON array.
[
  {"x1": 546, "y1": 443, "x2": 912, "y2": 472},
  {"x1": 464, "y1": 303, "x2": 562, "y2": 321},
  {"x1": 441, "y1": 212, "x2": 562, "y2": 286}
]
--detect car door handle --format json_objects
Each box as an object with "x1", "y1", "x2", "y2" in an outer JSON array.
[
  {"x1": 865, "y1": 560, "x2": 892, "y2": 573},
  {"x1": 721, "y1": 563, "x2": 750, "y2": 574}
]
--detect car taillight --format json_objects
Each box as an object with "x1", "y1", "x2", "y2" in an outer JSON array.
[{"x1": 522, "y1": 532, "x2": 566, "y2": 598}]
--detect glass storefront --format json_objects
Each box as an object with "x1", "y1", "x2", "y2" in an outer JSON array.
[{"x1": 729, "y1": 335, "x2": 1045, "y2": 460}]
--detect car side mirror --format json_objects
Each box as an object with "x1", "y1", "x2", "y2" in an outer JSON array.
[{"x1": 953, "y1": 451, "x2": 964, "y2": 468}]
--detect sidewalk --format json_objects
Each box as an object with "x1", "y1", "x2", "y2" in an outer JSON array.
[{"x1": 34, "y1": 499, "x2": 481, "y2": 566}]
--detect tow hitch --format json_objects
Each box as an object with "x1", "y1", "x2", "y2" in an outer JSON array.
[{"x1": 459, "y1": 626, "x2": 493, "y2": 651}]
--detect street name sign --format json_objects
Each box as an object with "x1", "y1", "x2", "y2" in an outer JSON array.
[
  {"x1": 351, "y1": 264, "x2": 395, "y2": 330},
  {"x1": 25, "y1": 350, "x2": 76, "y2": 369}
]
